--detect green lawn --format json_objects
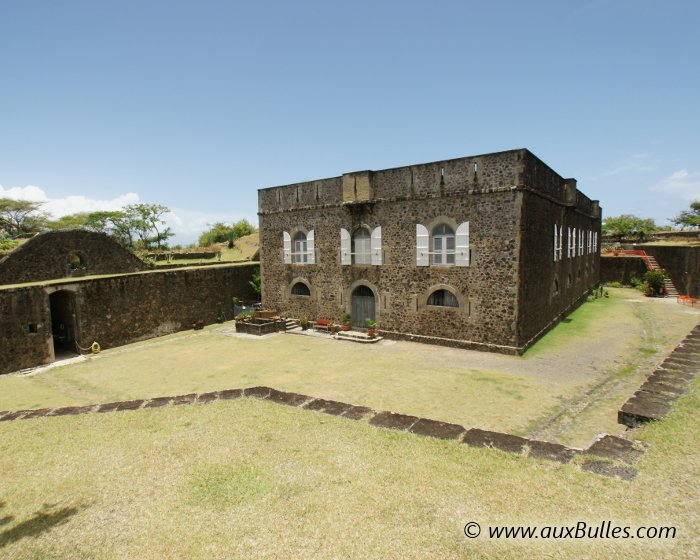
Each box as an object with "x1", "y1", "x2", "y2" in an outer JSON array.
[
  {"x1": 0, "y1": 380, "x2": 698, "y2": 559},
  {"x1": 1, "y1": 288, "x2": 698, "y2": 558},
  {"x1": 0, "y1": 289, "x2": 697, "y2": 447}
]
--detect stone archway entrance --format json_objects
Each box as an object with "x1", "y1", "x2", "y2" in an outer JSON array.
[
  {"x1": 49, "y1": 290, "x2": 79, "y2": 358},
  {"x1": 351, "y1": 285, "x2": 376, "y2": 328}
]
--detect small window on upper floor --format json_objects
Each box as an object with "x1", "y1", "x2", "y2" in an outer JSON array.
[
  {"x1": 432, "y1": 224, "x2": 455, "y2": 266},
  {"x1": 352, "y1": 228, "x2": 371, "y2": 265},
  {"x1": 293, "y1": 232, "x2": 308, "y2": 264},
  {"x1": 427, "y1": 289, "x2": 459, "y2": 308}
]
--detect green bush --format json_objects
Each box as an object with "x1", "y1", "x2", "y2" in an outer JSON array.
[
  {"x1": 606, "y1": 281, "x2": 623, "y2": 288},
  {"x1": 642, "y1": 269, "x2": 666, "y2": 296}
]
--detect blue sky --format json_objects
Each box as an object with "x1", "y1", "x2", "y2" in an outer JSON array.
[{"x1": 1, "y1": 0, "x2": 698, "y2": 244}]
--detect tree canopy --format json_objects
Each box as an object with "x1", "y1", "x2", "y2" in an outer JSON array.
[
  {"x1": 602, "y1": 214, "x2": 658, "y2": 241},
  {"x1": 198, "y1": 219, "x2": 256, "y2": 247},
  {"x1": 671, "y1": 201, "x2": 700, "y2": 229},
  {"x1": 0, "y1": 198, "x2": 49, "y2": 237},
  {"x1": 16, "y1": 202, "x2": 174, "y2": 251}
]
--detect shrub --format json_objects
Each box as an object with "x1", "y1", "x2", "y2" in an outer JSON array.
[
  {"x1": 643, "y1": 269, "x2": 666, "y2": 294},
  {"x1": 606, "y1": 281, "x2": 623, "y2": 288}
]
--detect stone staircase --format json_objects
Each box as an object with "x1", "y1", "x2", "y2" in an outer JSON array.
[
  {"x1": 283, "y1": 318, "x2": 300, "y2": 331},
  {"x1": 336, "y1": 330, "x2": 383, "y2": 344},
  {"x1": 645, "y1": 255, "x2": 679, "y2": 297}
]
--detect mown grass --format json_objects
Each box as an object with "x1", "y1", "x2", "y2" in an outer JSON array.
[
  {"x1": 0, "y1": 289, "x2": 696, "y2": 446},
  {"x1": 522, "y1": 293, "x2": 622, "y2": 358},
  {"x1": 0, "y1": 380, "x2": 698, "y2": 559}
]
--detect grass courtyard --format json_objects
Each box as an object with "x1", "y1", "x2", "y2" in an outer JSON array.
[{"x1": 0, "y1": 288, "x2": 698, "y2": 558}]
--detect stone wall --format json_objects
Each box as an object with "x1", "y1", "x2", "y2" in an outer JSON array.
[
  {"x1": 259, "y1": 149, "x2": 600, "y2": 353},
  {"x1": 0, "y1": 230, "x2": 148, "y2": 285},
  {"x1": 600, "y1": 256, "x2": 648, "y2": 286},
  {"x1": 637, "y1": 245, "x2": 700, "y2": 297},
  {"x1": 517, "y1": 188, "x2": 601, "y2": 349},
  {"x1": 0, "y1": 263, "x2": 258, "y2": 375},
  {"x1": 260, "y1": 190, "x2": 521, "y2": 350}
]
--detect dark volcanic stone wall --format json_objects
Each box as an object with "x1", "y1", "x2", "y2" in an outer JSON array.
[
  {"x1": 0, "y1": 286, "x2": 53, "y2": 372},
  {"x1": 600, "y1": 256, "x2": 647, "y2": 286},
  {"x1": 259, "y1": 149, "x2": 601, "y2": 353},
  {"x1": 0, "y1": 230, "x2": 148, "y2": 285},
  {"x1": 516, "y1": 152, "x2": 601, "y2": 348},
  {"x1": 260, "y1": 189, "x2": 521, "y2": 350},
  {"x1": 0, "y1": 264, "x2": 258, "y2": 375}
]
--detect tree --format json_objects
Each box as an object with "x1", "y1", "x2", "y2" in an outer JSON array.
[
  {"x1": 198, "y1": 219, "x2": 257, "y2": 247},
  {"x1": 671, "y1": 201, "x2": 700, "y2": 229},
  {"x1": 602, "y1": 214, "x2": 657, "y2": 241},
  {"x1": 0, "y1": 198, "x2": 49, "y2": 237},
  {"x1": 123, "y1": 203, "x2": 173, "y2": 250},
  {"x1": 46, "y1": 212, "x2": 90, "y2": 230}
]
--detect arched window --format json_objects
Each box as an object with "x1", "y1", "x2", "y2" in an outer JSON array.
[
  {"x1": 291, "y1": 282, "x2": 310, "y2": 296},
  {"x1": 427, "y1": 289, "x2": 459, "y2": 308},
  {"x1": 432, "y1": 224, "x2": 455, "y2": 265},
  {"x1": 352, "y1": 228, "x2": 371, "y2": 265},
  {"x1": 293, "y1": 232, "x2": 307, "y2": 264}
]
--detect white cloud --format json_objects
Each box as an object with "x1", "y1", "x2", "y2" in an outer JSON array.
[
  {"x1": 0, "y1": 183, "x2": 254, "y2": 245},
  {"x1": 649, "y1": 169, "x2": 700, "y2": 201},
  {"x1": 0, "y1": 184, "x2": 49, "y2": 202},
  {"x1": 0, "y1": 184, "x2": 140, "y2": 216}
]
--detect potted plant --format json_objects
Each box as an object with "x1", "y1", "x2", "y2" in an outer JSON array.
[
  {"x1": 341, "y1": 313, "x2": 351, "y2": 331},
  {"x1": 329, "y1": 322, "x2": 338, "y2": 335},
  {"x1": 299, "y1": 315, "x2": 310, "y2": 331},
  {"x1": 366, "y1": 319, "x2": 377, "y2": 337}
]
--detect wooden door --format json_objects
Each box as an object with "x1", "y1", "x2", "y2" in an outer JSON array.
[{"x1": 351, "y1": 285, "x2": 375, "y2": 328}]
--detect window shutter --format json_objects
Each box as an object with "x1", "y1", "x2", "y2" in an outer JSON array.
[
  {"x1": 572, "y1": 228, "x2": 576, "y2": 257},
  {"x1": 579, "y1": 229, "x2": 584, "y2": 256},
  {"x1": 340, "y1": 228, "x2": 351, "y2": 265},
  {"x1": 416, "y1": 224, "x2": 429, "y2": 266},
  {"x1": 456, "y1": 221, "x2": 470, "y2": 266},
  {"x1": 553, "y1": 224, "x2": 558, "y2": 262},
  {"x1": 567, "y1": 227, "x2": 571, "y2": 259},
  {"x1": 307, "y1": 229, "x2": 315, "y2": 264},
  {"x1": 283, "y1": 231, "x2": 291, "y2": 264},
  {"x1": 558, "y1": 225, "x2": 563, "y2": 261},
  {"x1": 371, "y1": 226, "x2": 382, "y2": 265}
]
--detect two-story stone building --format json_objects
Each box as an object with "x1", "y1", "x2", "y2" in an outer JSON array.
[{"x1": 258, "y1": 148, "x2": 601, "y2": 354}]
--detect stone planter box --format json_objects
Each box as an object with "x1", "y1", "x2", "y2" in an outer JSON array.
[
  {"x1": 254, "y1": 310, "x2": 278, "y2": 319},
  {"x1": 235, "y1": 317, "x2": 283, "y2": 336}
]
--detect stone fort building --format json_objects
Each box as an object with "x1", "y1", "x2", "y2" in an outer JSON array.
[{"x1": 258, "y1": 148, "x2": 601, "y2": 354}]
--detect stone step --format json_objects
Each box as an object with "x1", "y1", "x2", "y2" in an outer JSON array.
[{"x1": 336, "y1": 331, "x2": 383, "y2": 344}]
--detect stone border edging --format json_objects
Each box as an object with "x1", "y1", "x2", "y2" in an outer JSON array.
[
  {"x1": 0, "y1": 385, "x2": 640, "y2": 480},
  {"x1": 619, "y1": 324, "x2": 700, "y2": 427}
]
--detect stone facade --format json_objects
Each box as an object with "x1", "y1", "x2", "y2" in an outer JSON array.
[
  {"x1": 0, "y1": 263, "x2": 258, "y2": 375},
  {"x1": 0, "y1": 230, "x2": 148, "y2": 285},
  {"x1": 258, "y1": 149, "x2": 601, "y2": 354},
  {"x1": 600, "y1": 256, "x2": 648, "y2": 286}
]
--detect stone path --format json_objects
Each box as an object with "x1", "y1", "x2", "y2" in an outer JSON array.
[{"x1": 619, "y1": 324, "x2": 700, "y2": 426}]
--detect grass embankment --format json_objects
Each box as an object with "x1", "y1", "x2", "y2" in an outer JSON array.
[
  {"x1": 154, "y1": 233, "x2": 259, "y2": 266},
  {"x1": 0, "y1": 379, "x2": 698, "y2": 559}
]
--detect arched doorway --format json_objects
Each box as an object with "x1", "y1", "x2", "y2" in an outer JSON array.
[
  {"x1": 49, "y1": 290, "x2": 79, "y2": 358},
  {"x1": 351, "y1": 285, "x2": 375, "y2": 328}
]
